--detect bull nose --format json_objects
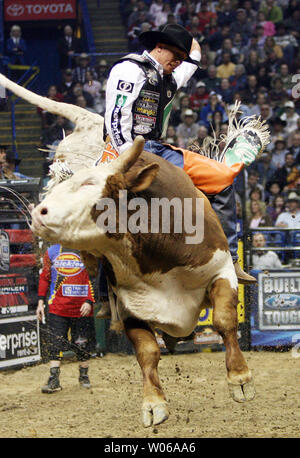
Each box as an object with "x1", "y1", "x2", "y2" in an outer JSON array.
[{"x1": 40, "y1": 207, "x2": 48, "y2": 216}]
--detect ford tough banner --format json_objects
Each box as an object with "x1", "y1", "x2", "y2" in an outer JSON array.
[
  {"x1": 4, "y1": 0, "x2": 76, "y2": 21},
  {"x1": 0, "y1": 315, "x2": 41, "y2": 368},
  {"x1": 250, "y1": 270, "x2": 300, "y2": 347}
]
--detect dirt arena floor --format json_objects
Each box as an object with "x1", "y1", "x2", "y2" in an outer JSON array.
[{"x1": 0, "y1": 350, "x2": 299, "y2": 439}]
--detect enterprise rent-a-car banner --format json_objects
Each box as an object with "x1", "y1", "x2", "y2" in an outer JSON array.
[
  {"x1": 0, "y1": 315, "x2": 40, "y2": 368},
  {"x1": 4, "y1": 0, "x2": 76, "y2": 21},
  {"x1": 250, "y1": 270, "x2": 300, "y2": 346}
]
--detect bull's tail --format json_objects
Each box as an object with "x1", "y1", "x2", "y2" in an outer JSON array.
[{"x1": 0, "y1": 73, "x2": 96, "y2": 124}]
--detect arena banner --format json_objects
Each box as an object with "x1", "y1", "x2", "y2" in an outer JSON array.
[
  {"x1": 0, "y1": 314, "x2": 41, "y2": 368},
  {"x1": 4, "y1": 0, "x2": 77, "y2": 21},
  {"x1": 250, "y1": 269, "x2": 300, "y2": 347}
]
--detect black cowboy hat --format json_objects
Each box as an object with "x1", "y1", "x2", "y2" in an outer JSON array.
[{"x1": 139, "y1": 23, "x2": 198, "y2": 66}]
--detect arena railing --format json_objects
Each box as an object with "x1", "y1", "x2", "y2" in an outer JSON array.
[
  {"x1": 5, "y1": 63, "x2": 40, "y2": 169},
  {"x1": 246, "y1": 227, "x2": 300, "y2": 268}
]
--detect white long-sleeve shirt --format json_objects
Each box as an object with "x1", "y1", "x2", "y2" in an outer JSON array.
[{"x1": 105, "y1": 50, "x2": 200, "y2": 154}]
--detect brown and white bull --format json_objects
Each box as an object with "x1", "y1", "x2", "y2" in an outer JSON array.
[{"x1": 30, "y1": 135, "x2": 255, "y2": 426}]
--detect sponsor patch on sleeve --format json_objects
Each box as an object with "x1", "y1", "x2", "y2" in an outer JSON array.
[{"x1": 117, "y1": 80, "x2": 134, "y2": 93}]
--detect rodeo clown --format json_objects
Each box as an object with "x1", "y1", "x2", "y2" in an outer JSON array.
[
  {"x1": 101, "y1": 23, "x2": 270, "y2": 291},
  {"x1": 36, "y1": 244, "x2": 96, "y2": 393}
]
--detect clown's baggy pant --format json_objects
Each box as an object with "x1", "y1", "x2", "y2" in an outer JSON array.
[{"x1": 144, "y1": 141, "x2": 244, "y2": 263}]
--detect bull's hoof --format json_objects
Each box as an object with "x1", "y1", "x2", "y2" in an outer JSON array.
[
  {"x1": 142, "y1": 403, "x2": 169, "y2": 427},
  {"x1": 228, "y1": 380, "x2": 256, "y2": 403}
]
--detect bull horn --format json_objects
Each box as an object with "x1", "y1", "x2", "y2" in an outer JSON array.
[
  {"x1": 111, "y1": 136, "x2": 145, "y2": 173},
  {"x1": 0, "y1": 73, "x2": 97, "y2": 125}
]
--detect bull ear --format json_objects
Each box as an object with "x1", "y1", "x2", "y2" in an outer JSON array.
[{"x1": 126, "y1": 162, "x2": 159, "y2": 193}]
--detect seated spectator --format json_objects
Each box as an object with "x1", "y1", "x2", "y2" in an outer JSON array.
[
  {"x1": 275, "y1": 62, "x2": 293, "y2": 95},
  {"x1": 83, "y1": 71, "x2": 102, "y2": 100},
  {"x1": 267, "y1": 117, "x2": 288, "y2": 151},
  {"x1": 37, "y1": 85, "x2": 64, "y2": 130},
  {"x1": 265, "y1": 50, "x2": 284, "y2": 79},
  {"x1": 256, "y1": 65, "x2": 271, "y2": 90},
  {"x1": 229, "y1": 64, "x2": 247, "y2": 93},
  {"x1": 5, "y1": 153, "x2": 32, "y2": 179},
  {"x1": 229, "y1": 92, "x2": 252, "y2": 118},
  {"x1": 163, "y1": 125, "x2": 179, "y2": 146},
  {"x1": 210, "y1": 110, "x2": 224, "y2": 139},
  {"x1": 273, "y1": 22, "x2": 298, "y2": 62},
  {"x1": 57, "y1": 25, "x2": 83, "y2": 69},
  {"x1": 265, "y1": 180, "x2": 283, "y2": 205},
  {"x1": 262, "y1": 36, "x2": 284, "y2": 61},
  {"x1": 196, "y1": 1, "x2": 217, "y2": 32},
  {"x1": 232, "y1": 31, "x2": 247, "y2": 55},
  {"x1": 245, "y1": 170, "x2": 265, "y2": 200},
  {"x1": 230, "y1": 8, "x2": 253, "y2": 39},
  {"x1": 188, "y1": 124, "x2": 210, "y2": 151},
  {"x1": 241, "y1": 33, "x2": 265, "y2": 61},
  {"x1": 148, "y1": 0, "x2": 164, "y2": 21},
  {"x1": 41, "y1": 115, "x2": 72, "y2": 147},
  {"x1": 251, "y1": 232, "x2": 283, "y2": 269},
  {"x1": 256, "y1": 10, "x2": 275, "y2": 37},
  {"x1": 244, "y1": 50, "x2": 262, "y2": 75},
  {"x1": 259, "y1": 0, "x2": 283, "y2": 24},
  {"x1": 249, "y1": 151, "x2": 277, "y2": 188},
  {"x1": 57, "y1": 68, "x2": 75, "y2": 99},
  {"x1": 215, "y1": 38, "x2": 240, "y2": 66},
  {"x1": 270, "y1": 137, "x2": 289, "y2": 169},
  {"x1": 0, "y1": 144, "x2": 9, "y2": 165},
  {"x1": 269, "y1": 76, "x2": 289, "y2": 109},
  {"x1": 247, "y1": 200, "x2": 272, "y2": 229},
  {"x1": 64, "y1": 82, "x2": 94, "y2": 108},
  {"x1": 202, "y1": 64, "x2": 220, "y2": 92},
  {"x1": 72, "y1": 53, "x2": 98, "y2": 85},
  {"x1": 271, "y1": 152, "x2": 300, "y2": 191},
  {"x1": 176, "y1": 109, "x2": 199, "y2": 149},
  {"x1": 208, "y1": 24, "x2": 231, "y2": 52},
  {"x1": 216, "y1": 78, "x2": 234, "y2": 104},
  {"x1": 203, "y1": 15, "x2": 219, "y2": 40},
  {"x1": 259, "y1": 103, "x2": 273, "y2": 122},
  {"x1": 128, "y1": 1, "x2": 152, "y2": 28},
  {"x1": 76, "y1": 95, "x2": 97, "y2": 113},
  {"x1": 96, "y1": 59, "x2": 109, "y2": 85},
  {"x1": 283, "y1": 8, "x2": 300, "y2": 40},
  {"x1": 275, "y1": 191, "x2": 300, "y2": 228},
  {"x1": 199, "y1": 91, "x2": 226, "y2": 128},
  {"x1": 266, "y1": 194, "x2": 286, "y2": 225},
  {"x1": 241, "y1": 74, "x2": 259, "y2": 107},
  {"x1": 217, "y1": 0, "x2": 235, "y2": 27},
  {"x1": 280, "y1": 101, "x2": 300, "y2": 135},
  {"x1": 189, "y1": 81, "x2": 209, "y2": 111},
  {"x1": 289, "y1": 132, "x2": 300, "y2": 162},
  {"x1": 216, "y1": 52, "x2": 236, "y2": 79},
  {"x1": 169, "y1": 94, "x2": 191, "y2": 128}
]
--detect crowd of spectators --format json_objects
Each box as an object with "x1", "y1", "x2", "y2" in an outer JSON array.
[
  {"x1": 122, "y1": 0, "x2": 300, "y2": 242},
  {"x1": 1, "y1": 0, "x2": 300, "y2": 267}
]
